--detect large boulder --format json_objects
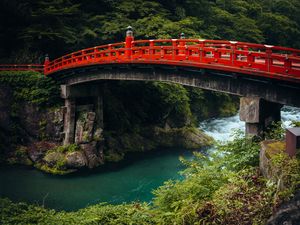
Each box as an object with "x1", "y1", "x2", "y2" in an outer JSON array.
[
  {"x1": 43, "y1": 151, "x2": 65, "y2": 167},
  {"x1": 65, "y1": 151, "x2": 87, "y2": 168},
  {"x1": 260, "y1": 140, "x2": 286, "y2": 180},
  {"x1": 28, "y1": 141, "x2": 57, "y2": 162},
  {"x1": 153, "y1": 127, "x2": 213, "y2": 149},
  {"x1": 267, "y1": 191, "x2": 300, "y2": 225},
  {"x1": 81, "y1": 141, "x2": 104, "y2": 168},
  {"x1": 44, "y1": 108, "x2": 64, "y2": 142}
]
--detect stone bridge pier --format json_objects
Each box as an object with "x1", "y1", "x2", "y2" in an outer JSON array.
[
  {"x1": 239, "y1": 97, "x2": 282, "y2": 136},
  {"x1": 60, "y1": 83, "x2": 285, "y2": 144},
  {"x1": 61, "y1": 84, "x2": 103, "y2": 145}
]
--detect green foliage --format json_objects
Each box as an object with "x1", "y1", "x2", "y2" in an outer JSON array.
[
  {"x1": 269, "y1": 151, "x2": 300, "y2": 199},
  {"x1": 35, "y1": 144, "x2": 80, "y2": 174},
  {"x1": 35, "y1": 163, "x2": 73, "y2": 175},
  {"x1": 2, "y1": 0, "x2": 300, "y2": 61},
  {"x1": 0, "y1": 71, "x2": 60, "y2": 108},
  {"x1": 186, "y1": 87, "x2": 239, "y2": 123},
  {"x1": 216, "y1": 131, "x2": 260, "y2": 171},
  {"x1": 52, "y1": 144, "x2": 80, "y2": 154},
  {"x1": 103, "y1": 81, "x2": 194, "y2": 133},
  {"x1": 264, "y1": 121, "x2": 285, "y2": 140},
  {"x1": 152, "y1": 152, "x2": 230, "y2": 224},
  {"x1": 1, "y1": 131, "x2": 300, "y2": 224},
  {"x1": 0, "y1": 199, "x2": 154, "y2": 225},
  {"x1": 6, "y1": 145, "x2": 32, "y2": 166},
  {"x1": 291, "y1": 121, "x2": 300, "y2": 127},
  {"x1": 210, "y1": 168, "x2": 276, "y2": 224}
]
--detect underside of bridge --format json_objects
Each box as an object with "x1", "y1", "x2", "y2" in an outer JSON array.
[{"x1": 54, "y1": 64, "x2": 300, "y2": 144}]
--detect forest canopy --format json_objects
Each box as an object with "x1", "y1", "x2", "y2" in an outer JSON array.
[{"x1": 1, "y1": 0, "x2": 300, "y2": 63}]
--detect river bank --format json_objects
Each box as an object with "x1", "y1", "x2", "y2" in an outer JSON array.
[{"x1": 1, "y1": 106, "x2": 299, "y2": 212}]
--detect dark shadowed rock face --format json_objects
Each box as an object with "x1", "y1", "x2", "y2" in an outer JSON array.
[
  {"x1": 0, "y1": 85, "x2": 12, "y2": 131},
  {"x1": 28, "y1": 141, "x2": 57, "y2": 162},
  {"x1": 80, "y1": 141, "x2": 104, "y2": 168},
  {"x1": 66, "y1": 151, "x2": 87, "y2": 168},
  {"x1": 268, "y1": 191, "x2": 300, "y2": 225},
  {"x1": 75, "y1": 111, "x2": 96, "y2": 144}
]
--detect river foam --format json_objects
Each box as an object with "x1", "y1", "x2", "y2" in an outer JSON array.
[{"x1": 199, "y1": 106, "x2": 300, "y2": 142}]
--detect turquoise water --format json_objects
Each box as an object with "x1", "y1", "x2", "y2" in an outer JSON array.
[
  {"x1": 0, "y1": 106, "x2": 299, "y2": 211},
  {"x1": 0, "y1": 149, "x2": 193, "y2": 211}
]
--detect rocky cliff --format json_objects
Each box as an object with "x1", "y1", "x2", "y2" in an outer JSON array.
[{"x1": 0, "y1": 71, "x2": 237, "y2": 174}]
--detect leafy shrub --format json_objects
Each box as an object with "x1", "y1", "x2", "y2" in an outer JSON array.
[
  {"x1": 264, "y1": 121, "x2": 285, "y2": 140},
  {"x1": 216, "y1": 131, "x2": 260, "y2": 171}
]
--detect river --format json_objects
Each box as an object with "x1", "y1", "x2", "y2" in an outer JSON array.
[{"x1": 0, "y1": 106, "x2": 299, "y2": 211}]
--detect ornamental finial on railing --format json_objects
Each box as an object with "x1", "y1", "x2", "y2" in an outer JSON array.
[
  {"x1": 44, "y1": 54, "x2": 49, "y2": 65},
  {"x1": 125, "y1": 26, "x2": 134, "y2": 59},
  {"x1": 180, "y1": 32, "x2": 185, "y2": 39},
  {"x1": 44, "y1": 54, "x2": 49, "y2": 75},
  {"x1": 126, "y1": 26, "x2": 133, "y2": 37}
]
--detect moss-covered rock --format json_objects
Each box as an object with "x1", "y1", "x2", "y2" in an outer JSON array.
[
  {"x1": 43, "y1": 151, "x2": 66, "y2": 168},
  {"x1": 6, "y1": 146, "x2": 32, "y2": 166},
  {"x1": 65, "y1": 151, "x2": 87, "y2": 168},
  {"x1": 260, "y1": 140, "x2": 300, "y2": 192},
  {"x1": 153, "y1": 126, "x2": 213, "y2": 149}
]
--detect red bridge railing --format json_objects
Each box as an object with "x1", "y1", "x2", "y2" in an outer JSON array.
[
  {"x1": 43, "y1": 38, "x2": 300, "y2": 82},
  {"x1": 0, "y1": 64, "x2": 44, "y2": 72},
  {"x1": 1, "y1": 33, "x2": 300, "y2": 83}
]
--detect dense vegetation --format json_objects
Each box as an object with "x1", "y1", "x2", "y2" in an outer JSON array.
[
  {"x1": 1, "y1": 0, "x2": 300, "y2": 224},
  {"x1": 0, "y1": 71, "x2": 60, "y2": 160},
  {"x1": 1, "y1": 126, "x2": 300, "y2": 224},
  {"x1": 1, "y1": 0, "x2": 300, "y2": 62}
]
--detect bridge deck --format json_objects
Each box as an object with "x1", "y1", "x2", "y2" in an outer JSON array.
[
  {"x1": 43, "y1": 39, "x2": 300, "y2": 83},
  {"x1": 1, "y1": 39, "x2": 300, "y2": 83}
]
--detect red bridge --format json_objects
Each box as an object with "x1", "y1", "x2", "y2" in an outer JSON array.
[
  {"x1": 1, "y1": 28, "x2": 300, "y2": 141},
  {"x1": 1, "y1": 30, "x2": 300, "y2": 83},
  {"x1": 44, "y1": 37, "x2": 300, "y2": 84}
]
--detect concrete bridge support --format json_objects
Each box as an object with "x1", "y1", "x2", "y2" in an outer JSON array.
[
  {"x1": 61, "y1": 84, "x2": 103, "y2": 145},
  {"x1": 239, "y1": 97, "x2": 283, "y2": 136}
]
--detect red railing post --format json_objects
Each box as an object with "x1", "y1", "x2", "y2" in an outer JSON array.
[
  {"x1": 43, "y1": 54, "x2": 49, "y2": 75},
  {"x1": 149, "y1": 40, "x2": 154, "y2": 60},
  {"x1": 125, "y1": 26, "x2": 134, "y2": 60},
  {"x1": 199, "y1": 39, "x2": 205, "y2": 63},
  {"x1": 230, "y1": 41, "x2": 237, "y2": 65},
  {"x1": 179, "y1": 32, "x2": 185, "y2": 55},
  {"x1": 265, "y1": 45, "x2": 273, "y2": 72},
  {"x1": 284, "y1": 55, "x2": 292, "y2": 73},
  {"x1": 172, "y1": 39, "x2": 177, "y2": 60}
]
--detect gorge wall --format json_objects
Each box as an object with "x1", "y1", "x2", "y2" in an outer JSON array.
[{"x1": 0, "y1": 71, "x2": 238, "y2": 174}]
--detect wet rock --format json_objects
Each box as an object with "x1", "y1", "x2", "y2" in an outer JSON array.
[
  {"x1": 75, "y1": 119, "x2": 85, "y2": 143},
  {"x1": 87, "y1": 112, "x2": 96, "y2": 121},
  {"x1": 28, "y1": 141, "x2": 57, "y2": 162},
  {"x1": 94, "y1": 128, "x2": 104, "y2": 141},
  {"x1": 81, "y1": 141, "x2": 104, "y2": 168},
  {"x1": 75, "y1": 111, "x2": 96, "y2": 144},
  {"x1": 45, "y1": 108, "x2": 64, "y2": 142},
  {"x1": 43, "y1": 151, "x2": 65, "y2": 167},
  {"x1": 267, "y1": 191, "x2": 300, "y2": 225},
  {"x1": 66, "y1": 151, "x2": 87, "y2": 168},
  {"x1": 153, "y1": 127, "x2": 213, "y2": 149},
  {"x1": 260, "y1": 140, "x2": 286, "y2": 190}
]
